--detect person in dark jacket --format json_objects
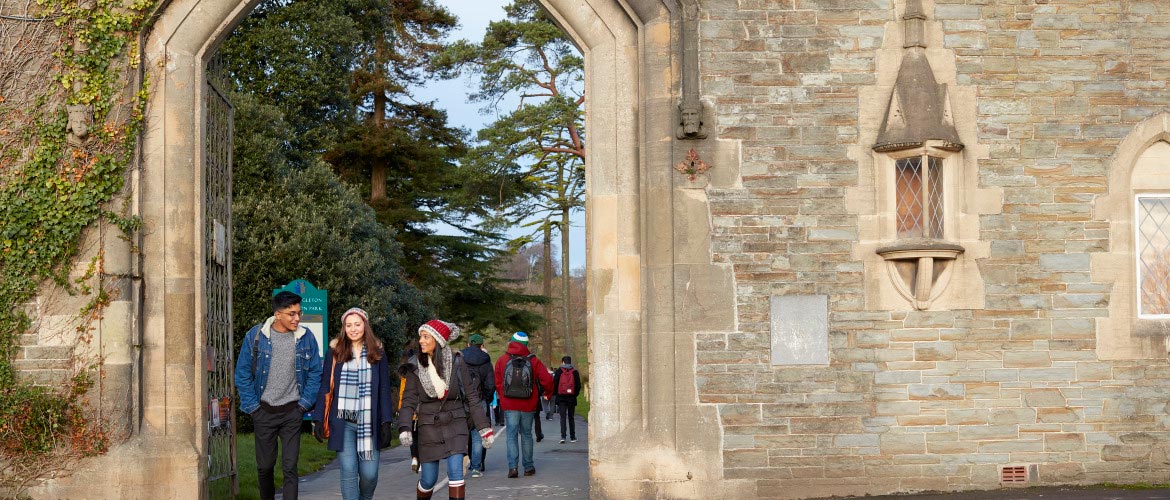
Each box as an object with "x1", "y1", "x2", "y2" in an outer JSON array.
[
  {"x1": 311, "y1": 307, "x2": 394, "y2": 500},
  {"x1": 396, "y1": 338, "x2": 422, "y2": 473},
  {"x1": 398, "y1": 320, "x2": 495, "y2": 500},
  {"x1": 460, "y1": 334, "x2": 494, "y2": 478},
  {"x1": 550, "y1": 356, "x2": 582, "y2": 443},
  {"x1": 493, "y1": 332, "x2": 554, "y2": 478}
]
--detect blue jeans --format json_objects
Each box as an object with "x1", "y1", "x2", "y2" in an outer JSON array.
[
  {"x1": 504, "y1": 410, "x2": 534, "y2": 471},
  {"x1": 419, "y1": 453, "x2": 465, "y2": 491},
  {"x1": 338, "y1": 421, "x2": 379, "y2": 500},
  {"x1": 469, "y1": 426, "x2": 485, "y2": 471}
]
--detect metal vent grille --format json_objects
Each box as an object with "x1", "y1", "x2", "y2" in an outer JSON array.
[{"x1": 1000, "y1": 465, "x2": 1029, "y2": 484}]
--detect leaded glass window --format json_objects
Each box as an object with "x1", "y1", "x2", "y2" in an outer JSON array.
[
  {"x1": 1137, "y1": 195, "x2": 1170, "y2": 317},
  {"x1": 895, "y1": 155, "x2": 943, "y2": 239}
]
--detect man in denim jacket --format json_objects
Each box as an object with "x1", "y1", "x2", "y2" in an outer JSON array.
[{"x1": 235, "y1": 291, "x2": 322, "y2": 500}]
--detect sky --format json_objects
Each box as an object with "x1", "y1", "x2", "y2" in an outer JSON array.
[{"x1": 415, "y1": 0, "x2": 587, "y2": 271}]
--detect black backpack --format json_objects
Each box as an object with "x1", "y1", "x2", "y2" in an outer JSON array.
[{"x1": 502, "y1": 353, "x2": 535, "y2": 399}]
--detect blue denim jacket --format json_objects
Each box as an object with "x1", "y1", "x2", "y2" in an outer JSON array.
[{"x1": 234, "y1": 316, "x2": 322, "y2": 415}]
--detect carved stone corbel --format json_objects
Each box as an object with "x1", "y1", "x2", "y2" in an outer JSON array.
[{"x1": 876, "y1": 241, "x2": 964, "y2": 310}]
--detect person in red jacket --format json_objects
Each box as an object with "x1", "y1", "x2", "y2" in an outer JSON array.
[{"x1": 493, "y1": 332, "x2": 554, "y2": 478}]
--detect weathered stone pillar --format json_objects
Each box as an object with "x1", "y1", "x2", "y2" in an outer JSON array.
[{"x1": 545, "y1": 0, "x2": 746, "y2": 497}]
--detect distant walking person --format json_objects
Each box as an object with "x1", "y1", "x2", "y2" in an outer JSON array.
[
  {"x1": 312, "y1": 308, "x2": 395, "y2": 500},
  {"x1": 460, "y1": 334, "x2": 495, "y2": 478},
  {"x1": 235, "y1": 291, "x2": 322, "y2": 500},
  {"x1": 398, "y1": 320, "x2": 495, "y2": 500},
  {"x1": 543, "y1": 366, "x2": 555, "y2": 421},
  {"x1": 551, "y1": 356, "x2": 581, "y2": 443},
  {"x1": 493, "y1": 331, "x2": 554, "y2": 478},
  {"x1": 396, "y1": 338, "x2": 422, "y2": 473}
]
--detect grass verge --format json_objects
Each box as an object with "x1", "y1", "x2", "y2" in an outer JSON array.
[{"x1": 210, "y1": 429, "x2": 335, "y2": 500}]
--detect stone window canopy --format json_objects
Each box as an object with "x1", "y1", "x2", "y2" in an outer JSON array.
[{"x1": 872, "y1": 50, "x2": 963, "y2": 154}]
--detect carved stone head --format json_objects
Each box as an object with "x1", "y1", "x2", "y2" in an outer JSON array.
[
  {"x1": 677, "y1": 101, "x2": 707, "y2": 139},
  {"x1": 66, "y1": 104, "x2": 90, "y2": 146}
]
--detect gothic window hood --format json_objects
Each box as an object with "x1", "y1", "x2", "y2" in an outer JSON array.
[{"x1": 873, "y1": 0, "x2": 962, "y2": 154}]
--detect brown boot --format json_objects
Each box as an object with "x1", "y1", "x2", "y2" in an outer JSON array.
[
  {"x1": 417, "y1": 483, "x2": 433, "y2": 499},
  {"x1": 449, "y1": 483, "x2": 466, "y2": 500}
]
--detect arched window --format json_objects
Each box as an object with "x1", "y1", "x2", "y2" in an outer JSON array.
[{"x1": 1094, "y1": 117, "x2": 1170, "y2": 359}]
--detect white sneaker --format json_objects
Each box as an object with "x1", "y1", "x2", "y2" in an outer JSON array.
[
  {"x1": 570, "y1": 438, "x2": 578, "y2": 443},
  {"x1": 559, "y1": 439, "x2": 565, "y2": 444}
]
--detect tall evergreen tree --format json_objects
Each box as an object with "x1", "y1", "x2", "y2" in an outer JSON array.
[
  {"x1": 227, "y1": 93, "x2": 428, "y2": 355},
  {"x1": 217, "y1": 0, "x2": 366, "y2": 160},
  {"x1": 438, "y1": 0, "x2": 585, "y2": 353},
  {"x1": 222, "y1": 0, "x2": 546, "y2": 337},
  {"x1": 322, "y1": 0, "x2": 545, "y2": 332}
]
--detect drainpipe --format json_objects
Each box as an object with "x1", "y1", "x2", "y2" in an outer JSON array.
[{"x1": 676, "y1": 0, "x2": 706, "y2": 140}]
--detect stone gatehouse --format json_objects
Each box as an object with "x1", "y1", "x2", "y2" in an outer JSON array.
[{"x1": 10, "y1": 0, "x2": 1170, "y2": 498}]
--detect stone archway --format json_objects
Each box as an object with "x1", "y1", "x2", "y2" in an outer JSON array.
[{"x1": 31, "y1": 0, "x2": 744, "y2": 498}]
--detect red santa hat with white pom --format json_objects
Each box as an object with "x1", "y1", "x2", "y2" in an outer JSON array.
[{"x1": 419, "y1": 319, "x2": 460, "y2": 349}]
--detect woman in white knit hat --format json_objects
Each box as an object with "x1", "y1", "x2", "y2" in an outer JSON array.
[
  {"x1": 311, "y1": 307, "x2": 395, "y2": 500},
  {"x1": 397, "y1": 319, "x2": 496, "y2": 500}
]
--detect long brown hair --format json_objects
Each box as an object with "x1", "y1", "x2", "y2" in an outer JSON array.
[
  {"x1": 415, "y1": 343, "x2": 447, "y2": 377},
  {"x1": 332, "y1": 312, "x2": 383, "y2": 364}
]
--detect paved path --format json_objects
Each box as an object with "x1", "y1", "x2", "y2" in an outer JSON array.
[
  {"x1": 291, "y1": 414, "x2": 590, "y2": 499},
  {"x1": 284, "y1": 414, "x2": 1170, "y2": 499}
]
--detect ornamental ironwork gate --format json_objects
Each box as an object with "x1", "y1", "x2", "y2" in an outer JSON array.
[{"x1": 204, "y1": 55, "x2": 237, "y2": 499}]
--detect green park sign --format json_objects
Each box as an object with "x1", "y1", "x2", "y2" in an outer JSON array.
[{"x1": 273, "y1": 279, "x2": 327, "y2": 358}]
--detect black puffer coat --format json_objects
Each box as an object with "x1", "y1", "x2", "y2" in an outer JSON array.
[{"x1": 397, "y1": 350, "x2": 491, "y2": 463}]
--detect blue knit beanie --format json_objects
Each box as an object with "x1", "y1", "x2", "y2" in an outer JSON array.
[{"x1": 511, "y1": 331, "x2": 529, "y2": 345}]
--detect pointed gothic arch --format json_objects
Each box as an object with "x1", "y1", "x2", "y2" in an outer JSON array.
[
  {"x1": 1094, "y1": 112, "x2": 1170, "y2": 360},
  {"x1": 22, "y1": 0, "x2": 742, "y2": 498}
]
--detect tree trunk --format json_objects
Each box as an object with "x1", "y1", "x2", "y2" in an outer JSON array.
[
  {"x1": 542, "y1": 224, "x2": 554, "y2": 362},
  {"x1": 370, "y1": 42, "x2": 388, "y2": 204},
  {"x1": 560, "y1": 207, "x2": 572, "y2": 358}
]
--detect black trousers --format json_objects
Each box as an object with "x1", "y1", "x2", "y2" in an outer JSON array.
[
  {"x1": 253, "y1": 403, "x2": 304, "y2": 500},
  {"x1": 558, "y1": 402, "x2": 576, "y2": 440}
]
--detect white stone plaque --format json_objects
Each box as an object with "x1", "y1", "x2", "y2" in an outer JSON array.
[{"x1": 770, "y1": 294, "x2": 829, "y2": 365}]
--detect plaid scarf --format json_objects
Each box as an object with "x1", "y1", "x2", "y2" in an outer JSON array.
[{"x1": 337, "y1": 347, "x2": 373, "y2": 460}]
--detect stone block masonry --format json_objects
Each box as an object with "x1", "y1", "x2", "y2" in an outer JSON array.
[{"x1": 699, "y1": 0, "x2": 1170, "y2": 497}]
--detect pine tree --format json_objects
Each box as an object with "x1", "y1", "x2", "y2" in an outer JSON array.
[{"x1": 438, "y1": 0, "x2": 585, "y2": 355}]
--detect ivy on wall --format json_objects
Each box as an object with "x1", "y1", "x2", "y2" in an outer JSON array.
[{"x1": 0, "y1": 0, "x2": 153, "y2": 492}]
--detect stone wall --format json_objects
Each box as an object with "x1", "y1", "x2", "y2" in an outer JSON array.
[
  {"x1": 11, "y1": 0, "x2": 1170, "y2": 498},
  {"x1": 697, "y1": 0, "x2": 1170, "y2": 497},
  {"x1": 0, "y1": 0, "x2": 136, "y2": 438}
]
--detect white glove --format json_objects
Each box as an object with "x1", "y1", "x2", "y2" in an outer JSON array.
[
  {"x1": 479, "y1": 427, "x2": 495, "y2": 449},
  {"x1": 399, "y1": 431, "x2": 412, "y2": 448}
]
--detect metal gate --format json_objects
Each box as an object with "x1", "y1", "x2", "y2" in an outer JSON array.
[{"x1": 204, "y1": 55, "x2": 237, "y2": 499}]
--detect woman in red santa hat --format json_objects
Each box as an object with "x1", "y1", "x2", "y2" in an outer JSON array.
[{"x1": 397, "y1": 319, "x2": 495, "y2": 500}]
